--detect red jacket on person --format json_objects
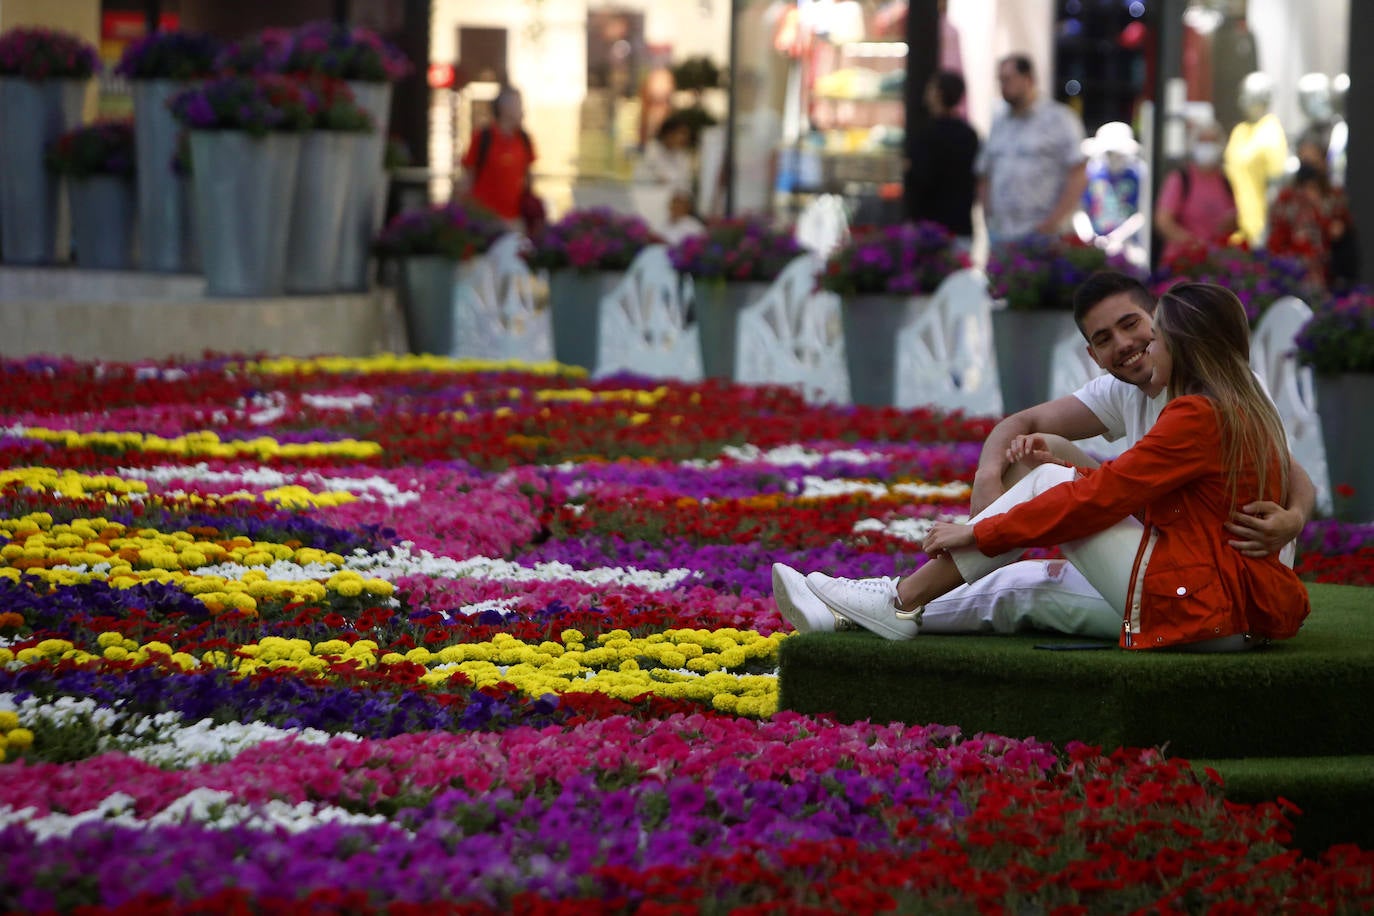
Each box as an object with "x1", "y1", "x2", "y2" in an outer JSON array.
[{"x1": 973, "y1": 396, "x2": 1310, "y2": 650}]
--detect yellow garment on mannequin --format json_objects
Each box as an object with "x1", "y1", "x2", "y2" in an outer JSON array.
[{"x1": 1224, "y1": 113, "x2": 1288, "y2": 244}]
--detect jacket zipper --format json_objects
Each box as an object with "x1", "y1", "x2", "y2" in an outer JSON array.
[{"x1": 1124, "y1": 526, "x2": 1160, "y2": 646}]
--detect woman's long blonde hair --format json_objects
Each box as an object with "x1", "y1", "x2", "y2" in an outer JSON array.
[{"x1": 1154, "y1": 282, "x2": 1289, "y2": 509}]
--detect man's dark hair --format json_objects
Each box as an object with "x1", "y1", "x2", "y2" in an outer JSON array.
[
  {"x1": 1002, "y1": 53, "x2": 1034, "y2": 77},
  {"x1": 1072, "y1": 270, "x2": 1155, "y2": 334},
  {"x1": 931, "y1": 70, "x2": 966, "y2": 109}
]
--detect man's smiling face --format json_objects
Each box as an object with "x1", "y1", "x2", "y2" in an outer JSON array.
[{"x1": 1080, "y1": 292, "x2": 1159, "y2": 394}]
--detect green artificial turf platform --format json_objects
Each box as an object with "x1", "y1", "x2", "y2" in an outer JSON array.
[{"x1": 778, "y1": 583, "x2": 1373, "y2": 759}]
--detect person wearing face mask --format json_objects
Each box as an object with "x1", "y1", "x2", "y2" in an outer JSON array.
[{"x1": 1153, "y1": 119, "x2": 1238, "y2": 267}]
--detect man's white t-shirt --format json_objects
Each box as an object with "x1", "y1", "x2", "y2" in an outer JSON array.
[{"x1": 1072, "y1": 373, "x2": 1166, "y2": 444}]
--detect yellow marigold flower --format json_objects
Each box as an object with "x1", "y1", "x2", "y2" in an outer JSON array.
[
  {"x1": 363, "y1": 578, "x2": 393, "y2": 596},
  {"x1": 96, "y1": 631, "x2": 124, "y2": 649},
  {"x1": 334, "y1": 579, "x2": 363, "y2": 598},
  {"x1": 36, "y1": 639, "x2": 73, "y2": 656},
  {"x1": 227, "y1": 592, "x2": 257, "y2": 613},
  {"x1": 379, "y1": 652, "x2": 405, "y2": 665},
  {"x1": 0, "y1": 711, "x2": 18, "y2": 731},
  {"x1": 202, "y1": 650, "x2": 230, "y2": 668},
  {"x1": 314, "y1": 640, "x2": 350, "y2": 656},
  {"x1": 103, "y1": 646, "x2": 130, "y2": 662},
  {"x1": 404, "y1": 647, "x2": 433, "y2": 665},
  {"x1": 537, "y1": 641, "x2": 564, "y2": 657}
]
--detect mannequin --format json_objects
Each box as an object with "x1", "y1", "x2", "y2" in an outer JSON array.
[
  {"x1": 1329, "y1": 72, "x2": 1348, "y2": 188},
  {"x1": 1223, "y1": 71, "x2": 1287, "y2": 245},
  {"x1": 1294, "y1": 72, "x2": 1335, "y2": 175},
  {"x1": 1076, "y1": 121, "x2": 1147, "y2": 267},
  {"x1": 1209, "y1": 0, "x2": 1259, "y2": 133}
]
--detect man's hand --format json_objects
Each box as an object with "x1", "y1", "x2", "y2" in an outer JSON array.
[
  {"x1": 1005, "y1": 434, "x2": 1070, "y2": 469},
  {"x1": 1225, "y1": 500, "x2": 1303, "y2": 557}
]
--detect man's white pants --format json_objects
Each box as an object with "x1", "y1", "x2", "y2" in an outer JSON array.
[{"x1": 920, "y1": 464, "x2": 1136, "y2": 640}]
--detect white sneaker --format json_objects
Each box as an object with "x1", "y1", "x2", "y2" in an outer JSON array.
[
  {"x1": 805, "y1": 573, "x2": 920, "y2": 641},
  {"x1": 772, "y1": 564, "x2": 855, "y2": 633}
]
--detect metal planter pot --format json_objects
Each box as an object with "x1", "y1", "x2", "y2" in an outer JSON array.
[
  {"x1": 840, "y1": 293, "x2": 921, "y2": 407},
  {"x1": 398, "y1": 256, "x2": 458, "y2": 355},
  {"x1": 68, "y1": 175, "x2": 136, "y2": 270},
  {"x1": 548, "y1": 269, "x2": 624, "y2": 372},
  {"x1": 0, "y1": 77, "x2": 87, "y2": 264},
  {"x1": 132, "y1": 79, "x2": 194, "y2": 272},
  {"x1": 1315, "y1": 373, "x2": 1374, "y2": 523},
  {"x1": 694, "y1": 280, "x2": 767, "y2": 381},
  {"x1": 285, "y1": 131, "x2": 357, "y2": 294},
  {"x1": 190, "y1": 130, "x2": 301, "y2": 297},
  {"x1": 990, "y1": 308, "x2": 1080, "y2": 416},
  {"x1": 334, "y1": 81, "x2": 392, "y2": 291}
]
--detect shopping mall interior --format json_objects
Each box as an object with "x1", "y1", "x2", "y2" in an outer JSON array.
[{"x1": 4, "y1": 0, "x2": 1367, "y2": 269}]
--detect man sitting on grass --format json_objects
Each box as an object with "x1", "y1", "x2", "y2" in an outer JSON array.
[{"x1": 773, "y1": 270, "x2": 1316, "y2": 641}]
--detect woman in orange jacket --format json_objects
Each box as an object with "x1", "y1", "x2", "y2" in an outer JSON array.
[{"x1": 809, "y1": 282, "x2": 1310, "y2": 651}]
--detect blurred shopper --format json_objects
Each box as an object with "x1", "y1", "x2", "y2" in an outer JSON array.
[
  {"x1": 906, "y1": 70, "x2": 979, "y2": 249},
  {"x1": 976, "y1": 53, "x2": 1087, "y2": 247},
  {"x1": 1267, "y1": 163, "x2": 1356, "y2": 293},
  {"x1": 458, "y1": 84, "x2": 536, "y2": 232},
  {"x1": 1153, "y1": 119, "x2": 1238, "y2": 265}
]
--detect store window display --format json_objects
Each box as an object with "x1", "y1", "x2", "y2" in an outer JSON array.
[{"x1": 1223, "y1": 71, "x2": 1287, "y2": 245}]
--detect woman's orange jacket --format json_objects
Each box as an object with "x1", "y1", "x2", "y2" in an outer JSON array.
[{"x1": 974, "y1": 395, "x2": 1311, "y2": 650}]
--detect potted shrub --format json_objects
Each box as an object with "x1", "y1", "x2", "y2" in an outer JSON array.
[
  {"x1": 373, "y1": 202, "x2": 506, "y2": 355},
  {"x1": 286, "y1": 77, "x2": 376, "y2": 293},
  {"x1": 45, "y1": 120, "x2": 136, "y2": 269},
  {"x1": 1295, "y1": 291, "x2": 1374, "y2": 522},
  {"x1": 668, "y1": 217, "x2": 806, "y2": 380},
  {"x1": 282, "y1": 21, "x2": 414, "y2": 291},
  {"x1": 1151, "y1": 242, "x2": 1316, "y2": 326},
  {"x1": 819, "y1": 221, "x2": 971, "y2": 406},
  {"x1": 115, "y1": 30, "x2": 220, "y2": 273},
  {"x1": 524, "y1": 208, "x2": 660, "y2": 372},
  {"x1": 169, "y1": 74, "x2": 313, "y2": 296},
  {"x1": 986, "y1": 234, "x2": 1140, "y2": 414},
  {"x1": 0, "y1": 26, "x2": 100, "y2": 264}
]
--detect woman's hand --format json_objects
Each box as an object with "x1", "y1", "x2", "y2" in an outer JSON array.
[
  {"x1": 923, "y1": 521, "x2": 977, "y2": 557},
  {"x1": 1006, "y1": 434, "x2": 1070, "y2": 469}
]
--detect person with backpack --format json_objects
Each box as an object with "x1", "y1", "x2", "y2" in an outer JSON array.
[
  {"x1": 1153, "y1": 118, "x2": 1239, "y2": 266},
  {"x1": 458, "y1": 84, "x2": 540, "y2": 232}
]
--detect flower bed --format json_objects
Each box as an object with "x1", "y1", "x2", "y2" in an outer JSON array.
[
  {"x1": 1152, "y1": 243, "x2": 1317, "y2": 324},
  {"x1": 819, "y1": 220, "x2": 969, "y2": 296},
  {"x1": 987, "y1": 234, "x2": 1140, "y2": 310},
  {"x1": 0, "y1": 354, "x2": 1372, "y2": 912}
]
